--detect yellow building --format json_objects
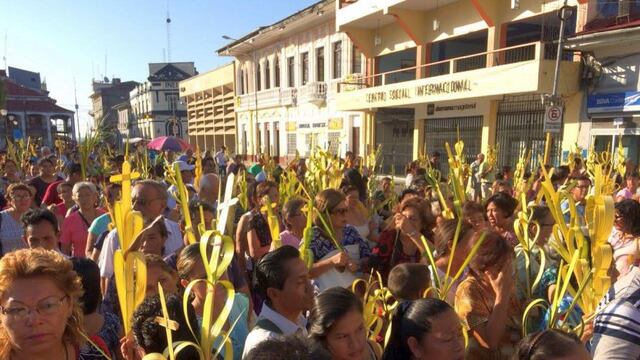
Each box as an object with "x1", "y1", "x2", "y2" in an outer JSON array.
[
  {"x1": 180, "y1": 63, "x2": 236, "y2": 152},
  {"x1": 336, "y1": 0, "x2": 588, "y2": 172}
]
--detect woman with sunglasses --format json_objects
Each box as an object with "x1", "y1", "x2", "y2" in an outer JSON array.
[
  {"x1": 0, "y1": 248, "x2": 109, "y2": 359},
  {"x1": 609, "y1": 199, "x2": 640, "y2": 276},
  {"x1": 0, "y1": 183, "x2": 33, "y2": 256},
  {"x1": 309, "y1": 189, "x2": 371, "y2": 288}
]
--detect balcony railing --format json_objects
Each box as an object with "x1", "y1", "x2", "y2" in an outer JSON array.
[
  {"x1": 298, "y1": 82, "x2": 327, "y2": 105},
  {"x1": 339, "y1": 42, "x2": 557, "y2": 92},
  {"x1": 236, "y1": 88, "x2": 298, "y2": 111}
]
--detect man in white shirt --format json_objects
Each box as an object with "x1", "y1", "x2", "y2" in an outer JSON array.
[
  {"x1": 98, "y1": 180, "x2": 183, "y2": 280},
  {"x1": 243, "y1": 246, "x2": 314, "y2": 358},
  {"x1": 215, "y1": 146, "x2": 227, "y2": 176}
]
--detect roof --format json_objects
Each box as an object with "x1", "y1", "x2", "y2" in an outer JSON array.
[
  {"x1": 3, "y1": 79, "x2": 45, "y2": 97},
  {"x1": 216, "y1": 0, "x2": 331, "y2": 54},
  {"x1": 5, "y1": 99, "x2": 74, "y2": 114},
  {"x1": 574, "y1": 17, "x2": 640, "y2": 36}
]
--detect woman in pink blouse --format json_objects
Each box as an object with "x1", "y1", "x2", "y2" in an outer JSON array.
[
  {"x1": 279, "y1": 197, "x2": 307, "y2": 248},
  {"x1": 61, "y1": 182, "x2": 104, "y2": 257}
]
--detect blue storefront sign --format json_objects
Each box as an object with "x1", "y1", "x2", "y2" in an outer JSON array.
[{"x1": 587, "y1": 91, "x2": 640, "y2": 114}]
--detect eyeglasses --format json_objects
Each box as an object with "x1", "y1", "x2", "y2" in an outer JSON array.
[
  {"x1": 11, "y1": 194, "x2": 32, "y2": 200},
  {"x1": 133, "y1": 197, "x2": 162, "y2": 206},
  {"x1": 331, "y1": 207, "x2": 348, "y2": 216},
  {"x1": 0, "y1": 295, "x2": 68, "y2": 321}
]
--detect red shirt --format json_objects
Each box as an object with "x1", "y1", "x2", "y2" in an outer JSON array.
[
  {"x1": 371, "y1": 229, "x2": 421, "y2": 280},
  {"x1": 60, "y1": 209, "x2": 105, "y2": 257}
]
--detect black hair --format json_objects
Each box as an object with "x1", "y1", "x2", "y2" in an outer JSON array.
[
  {"x1": 37, "y1": 157, "x2": 55, "y2": 167},
  {"x1": 387, "y1": 263, "x2": 431, "y2": 302},
  {"x1": 21, "y1": 208, "x2": 59, "y2": 233},
  {"x1": 515, "y1": 329, "x2": 583, "y2": 360},
  {"x1": 625, "y1": 171, "x2": 640, "y2": 180},
  {"x1": 382, "y1": 298, "x2": 453, "y2": 360},
  {"x1": 131, "y1": 293, "x2": 200, "y2": 359},
  {"x1": 484, "y1": 192, "x2": 518, "y2": 218},
  {"x1": 615, "y1": 199, "x2": 640, "y2": 236},
  {"x1": 254, "y1": 245, "x2": 300, "y2": 307},
  {"x1": 245, "y1": 334, "x2": 320, "y2": 360},
  {"x1": 71, "y1": 257, "x2": 101, "y2": 314},
  {"x1": 308, "y1": 287, "x2": 363, "y2": 344},
  {"x1": 399, "y1": 189, "x2": 419, "y2": 203},
  {"x1": 550, "y1": 165, "x2": 569, "y2": 183},
  {"x1": 65, "y1": 163, "x2": 82, "y2": 177},
  {"x1": 531, "y1": 206, "x2": 552, "y2": 224}
]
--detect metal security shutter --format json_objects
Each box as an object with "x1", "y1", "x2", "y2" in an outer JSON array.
[
  {"x1": 375, "y1": 108, "x2": 414, "y2": 174},
  {"x1": 424, "y1": 116, "x2": 483, "y2": 176},
  {"x1": 496, "y1": 95, "x2": 562, "y2": 170}
]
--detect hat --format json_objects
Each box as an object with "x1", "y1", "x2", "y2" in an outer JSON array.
[
  {"x1": 173, "y1": 160, "x2": 195, "y2": 172},
  {"x1": 177, "y1": 154, "x2": 190, "y2": 162}
]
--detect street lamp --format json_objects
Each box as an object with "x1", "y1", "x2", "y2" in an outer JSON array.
[{"x1": 222, "y1": 34, "x2": 260, "y2": 158}]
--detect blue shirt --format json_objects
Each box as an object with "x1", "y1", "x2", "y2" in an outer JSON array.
[
  {"x1": 89, "y1": 213, "x2": 112, "y2": 236},
  {"x1": 310, "y1": 225, "x2": 371, "y2": 261}
]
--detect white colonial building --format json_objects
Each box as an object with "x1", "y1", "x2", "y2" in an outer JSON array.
[
  {"x1": 130, "y1": 62, "x2": 197, "y2": 139},
  {"x1": 218, "y1": 0, "x2": 367, "y2": 161}
]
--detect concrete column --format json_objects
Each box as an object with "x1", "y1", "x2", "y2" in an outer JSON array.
[
  {"x1": 20, "y1": 113, "x2": 27, "y2": 140},
  {"x1": 481, "y1": 100, "x2": 498, "y2": 153},
  {"x1": 413, "y1": 116, "x2": 425, "y2": 160},
  {"x1": 45, "y1": 115, "x2": 53, "y2": 146}
]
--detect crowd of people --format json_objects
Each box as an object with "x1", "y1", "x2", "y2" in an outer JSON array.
[{"x1": 0, "y1": 143, "x2": 638, "y2": 360}]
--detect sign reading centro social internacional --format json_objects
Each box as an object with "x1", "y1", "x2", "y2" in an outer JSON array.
[{"x1": 364, "y1": 80, "x2": 473, "y2": 104}]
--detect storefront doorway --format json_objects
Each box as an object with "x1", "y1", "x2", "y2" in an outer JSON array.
[
  {"x1": 375, "y1": 108, "x2": 414, "y2": 174},
  {"x1": 496, "y1": 95, "x2": 562, "y2": 169},
  {"x1": 424, "y1": 116, "x2": 483, "y2": 176},
  {"x1": 593, "y1": 134, "x2": 640, "y2": 168}
]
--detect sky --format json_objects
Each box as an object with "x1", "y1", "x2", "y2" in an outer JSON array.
[{"x1": 1, "y1": 0, "x2": 317, "y2": 136}]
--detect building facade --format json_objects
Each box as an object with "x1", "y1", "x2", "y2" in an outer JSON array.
[
  {"x1": 180, "y1": 63, "x2": 237, "y2": 153},
  {"x1": 566, "y1": 2, "x2": 640, "y2": 167},
  {"x1": 218, "y1": 0, "x2": 367, "y2": 161},
  {"x1": 89, "y1": 78, "x2": 138, "y2": 143},
  {"x1": 333, "y1": 0, "x2": 594, "y2": 173},
  {"x1": 130, "y1": 62, "x2": 197, "y2": 140},
  {"x1": 0, "y1": 68, "x2": 75, "y2": 149}
]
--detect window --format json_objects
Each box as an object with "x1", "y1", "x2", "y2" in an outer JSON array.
[
  {"x1": 352, "y1": 45, "x2": 362, "y2": 74},
  {"x1": 166, "y1": 94, "x2": 178, "y2": 112},
  {"x1": 287, "y1": 133, "x2": 297, "y2": 155},
  {"x1": 316, "y1": 47, "x2": 325, "y2": 82},
  {"x1": 256, "y1": 63, "x2": 262, "y2": 91},
  {"x1": 265, "y1": 59, "x2": 271, "y2": 90},
  {"x1": 275, "y1": 56, "x2": 280, "y2": 87},
  {"x1": 302, "y1": 52, "x2": 309, "y2": 85},
  {"x1": 238, "y1": 69, "x2": 244, "y2": 95},
  {"x1": 333, "y1": 41, "x2": 342, "y2": 79},
  {"x1": 287, "y1": 56, "x2": 295, "y2": 87}
]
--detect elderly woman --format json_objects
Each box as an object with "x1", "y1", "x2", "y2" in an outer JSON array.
[
  {"x1": 0, "y1": 184, "x2": 33, "y2": 256},
  {"x1": 371, "y1": 198, "x2": 435, "y2": 280},
  {"x1": 484, "y1": 192, "x2": 518, "y2": 247},
  {"x1": 455, "y1": 231, "x2": 519, "y2": 360},
  {"x1": 0, "y1": 249, "x2": 109, "y2": 359},
  {"x1": 60, "y1": 182, "x2": 105, "y2": 257}
]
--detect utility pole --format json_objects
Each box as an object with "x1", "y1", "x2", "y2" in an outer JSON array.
[
  {"x1": 551, "y1": 0, "x2": 570, "y2": 102},
  {"x1": 73, "y1": 78, "x2": 80, "y2": 141}
]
